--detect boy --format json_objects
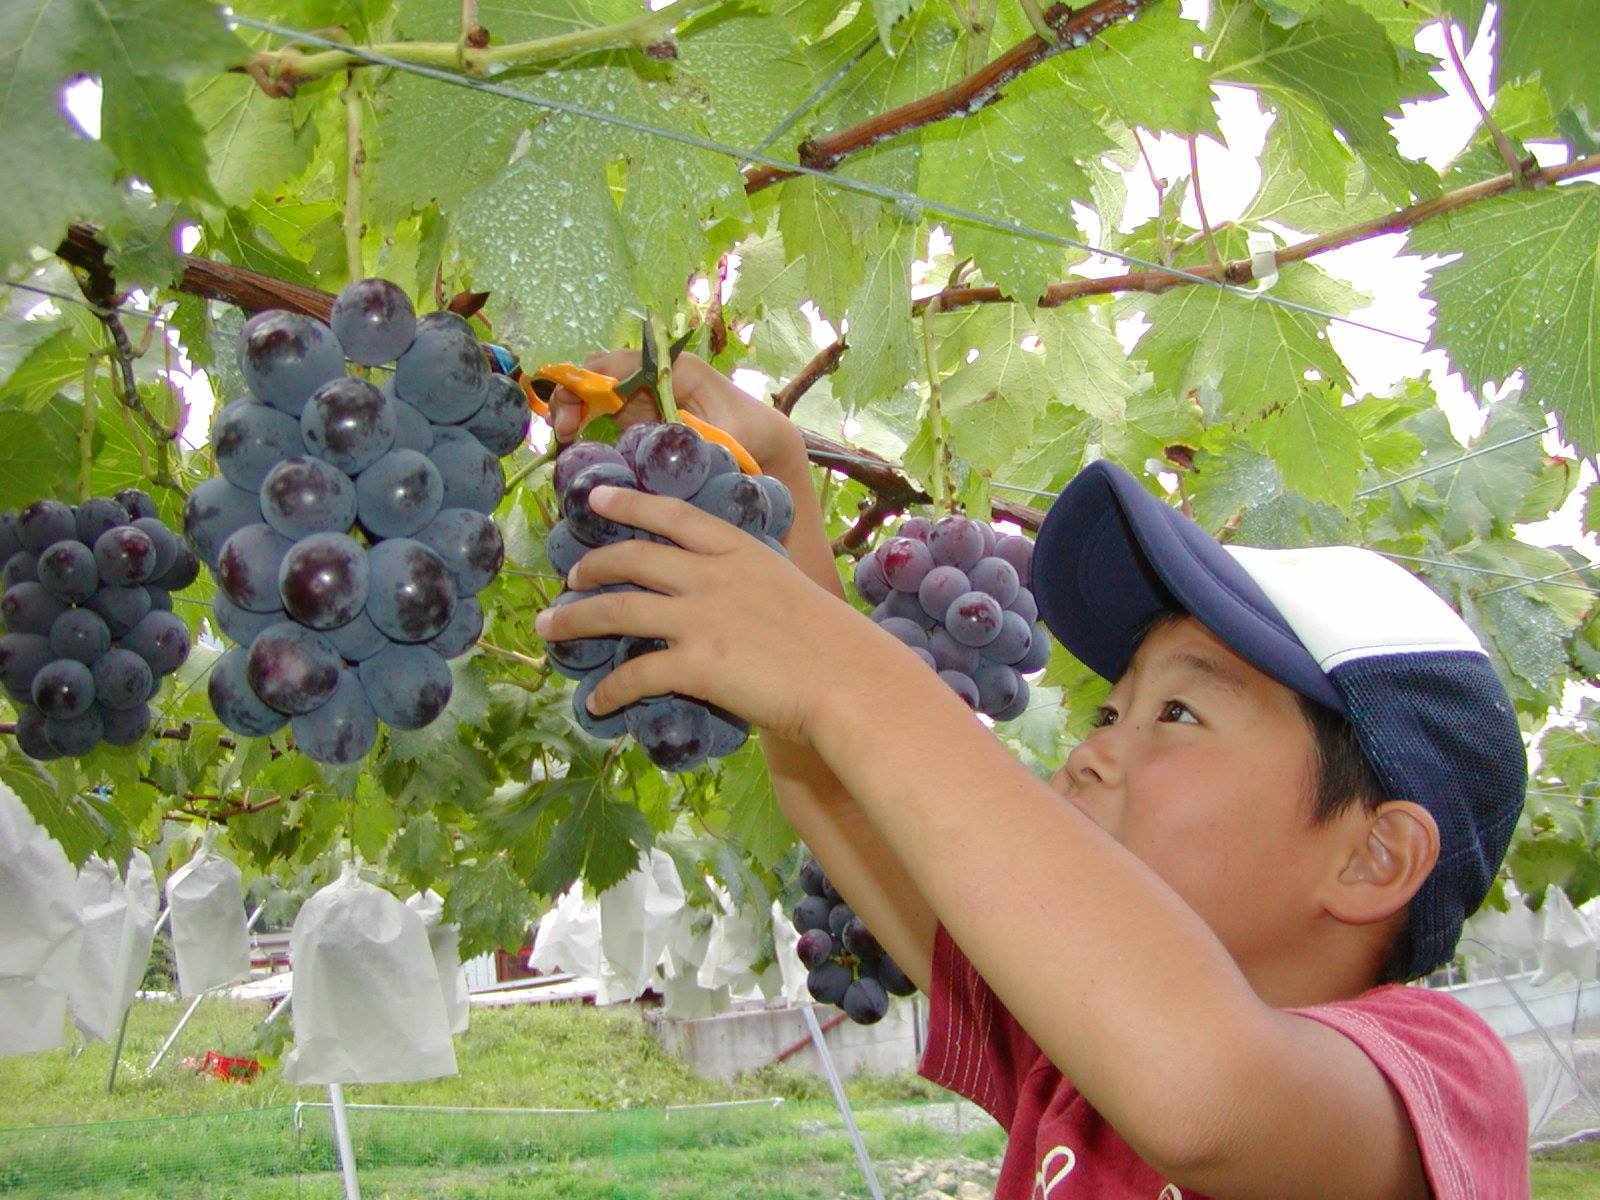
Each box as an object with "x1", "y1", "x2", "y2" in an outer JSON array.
[{"x1": 538, "y1": 352, "x2": 1530, "y2": 1198}]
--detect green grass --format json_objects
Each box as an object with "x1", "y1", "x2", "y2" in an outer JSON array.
[{"x1": 1533, "y1": 1138, "x2": 1600, "y2": 1199}]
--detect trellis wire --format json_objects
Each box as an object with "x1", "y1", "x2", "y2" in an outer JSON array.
[
  {"x1": 739, "y1": 36, "x2": 879, "y2": 171},
  {"x1": 5, "y1": 280, "x2": 171, "y2": 328},
  {"x1": 229, "y1": 16, "x2": 1428, "y2": 347}
]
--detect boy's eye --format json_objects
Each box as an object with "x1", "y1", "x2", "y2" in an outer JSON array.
[
  {"x1": 1092, "y1": 705, "x2": 1118, "y2": 728},
  {"x1": 1160, "y1": 700, "x2": 1198, "y2": 724}
]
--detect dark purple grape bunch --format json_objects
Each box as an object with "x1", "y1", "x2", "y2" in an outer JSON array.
[
  {"x1": 0, "y1": 491, "x2": 197, "y2": 760},
  {"x1": 851, "y1": 514, "x2": 1048, "y2": 721},
  {"x1": 191, "y1": 278, "x2": 531, "y2": 765},
  {"x1": 542, "y1": 422, "x2": 794, "y2": 773},
  {"x1": 792, "y1": 856, "x2": 916, "y2": 1026}
]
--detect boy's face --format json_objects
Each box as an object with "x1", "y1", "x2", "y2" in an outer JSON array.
[{"x1": 1049, "y1": 615, "x2": 1350, "y2": 974}]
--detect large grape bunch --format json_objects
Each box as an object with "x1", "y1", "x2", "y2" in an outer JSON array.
[
  {"x1": 791, "y1": 856, "x2": 916, "y2": 1025},
  {"x1": 0, "y1": 491, "x2": 197, "y2": 760},
  {"x1": 850, "y1": 515, "x2": 1048, "y2": 721},
  {"x1": 541, "y1": 422, "x2": 793, "y2": 773},
  {"x1": 190, "y1": 278, "x2": 529, "y2": 765}
]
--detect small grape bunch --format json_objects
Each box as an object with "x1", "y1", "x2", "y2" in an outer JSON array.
[
  {"x1": 0, "y1": 490, "x2": 197, "y2": 760},
  {"x1": 791, "y1": 856, "x2": 916, "y2": 1025},
  {"x1": 540, "y1": 421, "x2": 794, "y2": 773},
  {"x1": 191, "y1": 279, "x2": 531, "y2": 764},
  {"x1": 851, "y1": 514, "x2": 1049, "y2": 721}
]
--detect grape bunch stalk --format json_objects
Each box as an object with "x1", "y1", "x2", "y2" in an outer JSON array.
[
  {"x1": 791, "y1": 857, "x2": 917, "y2": 1025},
  {"x1": 190, "y1": 278, "x2": 530, "y2": 764},
  {"x1": 541, "y1": 421, "x2": 794, "y2": 773},
  {"x1": 0, "y1": 490, "x2": 197, "y2": 759},
  {"x1": 851, "y1": 515, "x2": 1049, "y2": 720}
]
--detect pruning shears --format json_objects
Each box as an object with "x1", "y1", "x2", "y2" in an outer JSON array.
[{"x1": 500, "y1": 317, "x2": 761, "y2": 475}]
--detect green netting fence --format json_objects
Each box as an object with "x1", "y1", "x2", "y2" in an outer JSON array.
[{"x1": 0, "y1": 1097, "x2": 1007, "y2": 1200}]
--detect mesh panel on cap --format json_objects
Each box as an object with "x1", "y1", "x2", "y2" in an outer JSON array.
[{"x1": 1329, "y1": 651, "x2": 1526, "y2": 978}]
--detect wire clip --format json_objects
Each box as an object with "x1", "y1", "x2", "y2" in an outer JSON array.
[{"x1": 1248, "y1": 231, "x2": 1280, "y2": 292}]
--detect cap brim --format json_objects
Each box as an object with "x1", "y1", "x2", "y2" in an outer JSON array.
[{"x1": 1032, "y1": 461, "x2": 1346, "y2": 713}]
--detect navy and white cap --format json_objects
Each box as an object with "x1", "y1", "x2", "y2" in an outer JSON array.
[{"x1": 1032, "y1": 460, "x2": 1527, "y2": 979}]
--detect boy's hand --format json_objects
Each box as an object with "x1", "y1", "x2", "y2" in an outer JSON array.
[
  {"x1": 534, "y1": 485, "x2": 906, "y2": 744},
  {"x1": 546, "y1": 350, "x2": 805, "y2": 475}
]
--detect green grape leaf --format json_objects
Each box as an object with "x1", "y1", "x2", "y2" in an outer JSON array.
[
  {"x1": 778, "y1": 178, "x2": 869, "y2": 323},
  {"x1": 830, "y1": 222, "x2": 918, "y2": 410},
  {"x1": 1495, "y1": 0, "x2": 1600, "y2": 129},
  {"x1": 1037, "y1": 307, "x2": 1141, "y2": 425},
  {"x1": 718, "y1": 742, "x2": 794, "y2": 867},
  {"x1": 0, "y1": 753, "x2": 111, "y2": 866},
  {"x1": 1058, "y1": 5, "x2": 1220, "y2": 138},
  {"x1": 1410, "y1": 181, "x2": 1600, "y2": 456},
  {"x1": 444, "y1": 853, "x2": 536, "y2": 958},
  {"x1": 530, "y1": 774, "x2": 654, "y2": 897},
  {"x1": 868, "y1": 0, "x2": 915, "y2": 51},
  {"x1": 189, "y1": 66, "x2": 319, "y2": 210},
  {"x1": 1247, "y1": 387, "x2": 1365, "y2": 511},
  {"x1": 0, "y1": 404, "x2": 82, "y2": 506},
  {"x1": 1240, "y1": 123, "x2": 1394, "y2": 233}
]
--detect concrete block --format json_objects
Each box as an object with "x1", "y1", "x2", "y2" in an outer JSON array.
[{"x1": 653, "y1": 999, "x2": 925, "y2": 1080}]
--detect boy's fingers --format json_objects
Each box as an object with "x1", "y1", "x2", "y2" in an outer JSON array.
[
  {"x1": 536, "y1": 589, "x2": 681, "y2": 644},
  {"x1": 588, "y1": 488, "x2": 737, "y2": 557},
  {"x1": 546, "y1": 386, "x2": 585, "y2": 442},
  {"x1": 586, "y1": 647, "x2": 694, "y2": 716},
  {"x1": 566, "y1": 538, "x2": 691, "y2": 596}
]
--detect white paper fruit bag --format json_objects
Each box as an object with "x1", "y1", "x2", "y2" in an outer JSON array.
[
  {"x1": 165, "y1": 835, "x2": 251, "y2": 997},
  {"x1": 405, "y1": 890, "x2": 469, "y2": 1035},
  {"x1": 0, "y1": 781, "x2": 81, "y2": 1054}
]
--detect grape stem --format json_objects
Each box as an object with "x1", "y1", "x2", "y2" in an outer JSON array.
[
  {"x1": 919, "y1": 294, "x2": 956, "y2": 515},
  {"x1": 478, "y1": 640, "x2": 546, "y2": 671},
  {"x1": 341, "y1": 70, "x2": 366, "y2": 282},
  {"x1": 647, "y1": 317, "x2": 679, "y2": 423},
  {"x1": 78, "y1": 351, "x2": 98, "y2": 502}
]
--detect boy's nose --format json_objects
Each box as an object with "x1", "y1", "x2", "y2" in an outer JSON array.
[{"x1": 1061, "y1": 728, "x2": 1120, "y2": 793}]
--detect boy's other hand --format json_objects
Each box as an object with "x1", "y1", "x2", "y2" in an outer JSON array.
[
  {"x1": 534, "y1": 485, "x2": 902, "y2": 744},
  {"x1": 546, "y1": 350, "x2": 805, "y2": 475}
]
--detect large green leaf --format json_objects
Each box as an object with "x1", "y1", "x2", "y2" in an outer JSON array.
[
  {"x1": 1495, "y1": 0, "x2": 1600, "y2": 128},
  {"x1": 1410, "y1": 181, "x2": 1600, "y2": 456},
  {"x1": 1057, "y1": 5, "x2": 1220, "y2": 139}
]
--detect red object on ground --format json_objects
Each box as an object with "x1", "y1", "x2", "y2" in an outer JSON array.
[{"x1": 190, "y1": 1051, "x2": 261, "y2": 1082}]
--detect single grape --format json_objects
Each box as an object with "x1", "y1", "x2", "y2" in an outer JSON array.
[
  {"x1": 544, "y1": 590, "x2": 616, "y2": 672},
  {"x1": 278, "y1": 532, "x2": 369, "y2": 629},
  {"x1": 973, "y1": 662, "x2": 1023, "y2": 717},
  {"x1": 706, "y1": 703, "x2": 749, "y2": 757},
  {"x1": 1016, "y1": 623, "x2": 1051, "y2": 674},
  {"x1": 357, "y1": 643, "x2": 453, "y2": 730},
  {"x1": 878, "y1": 954, "x2": 917, "y2": 997},
  {"x1": 756, "y1": 475, "x2": 795, "y2": 540},
  {"x1": 414, "y1": 310, "x2": 475, "y2": 338},
  {"x1": 130, "y1": 518, "x2": 179, "y2": 580},
  {"x1": 239, "y1": 312, "x2": 345, "y2": 415},
  {"x1": 427, "y1": 427, "x2": 505, "y2": 514},
  {"x1": 393, "y1": 324, "x2": 487, "y2": 423},
  {"x1": 877, "y1": 616, "x2": 927, "y2": 648},
  {"x1": 212, "y1": 401, "x2": 306, "y2": 491},
  {"x1": 207, "y1": 647, "x2": 287, "y2": 736},
  {"x1": 571, "y1": 667, "x2": 627, "y2": 739},
  {"x1": 329, "y1": 278, "x2": 417, "y2": 366},
  {"x1": 113, "y1": 489, "x2": 159, "y2": 521},
  {"x1": 3, "y1": 552, "x2": 38, "y2": 587},
  {"x1": 564, "y1": 462, "x2": 640, "y2": 547},
  {"x1": 806, "y1": 962, "x2": 853, "y2": 1007},
  {"x1": 88, "y1": 585, "x2": 152, "y2": 636},
  {"x1": 183, "y1": 477, "x2": 263, "y2": 569},
  {"x1": 92, "y1": 648, "x2": 153, "y2": 711},
  {"x1": 1, "y1": 582, "x2": 66, "y2": 636},
  {"x1": 45, "y1": 708, "x2": 104, "y2": 756},
  {"x1": 247, "y1": 621, "x2": 341, "y2": 714},
  {"x1": 74, "y1": 498, "x2": 129, "y2": 546},
  {"x1": 918, "y1": 566, "x2": 971, "y2": 623},
  {"x1": 426, "y1": 595, "x2": 483, "y2": 659},
  {"x1": 32, "y1": 658, "x2": 95, "y2": 718},
  {"x1": 879, "y1": 588, "x2": 938, "y2": 630},
  {"x1": 291, "y1": 669, "x2": 378, "y2": 764},
  {"x1": 217, "y1": 523, "x2": 294, "y2": 614},
  {"x1": 1006, "y1": 587, "x2": 1038, "y2": 624},
  {"x1": 938, "y1": 670, "x2": 980, "y2": 710},
  {"x1": 301, "y1": 376, "x2": 397, "y2": 475},
  {"x1": 553, "y1": 442, "x2": 627, "y2": 499},
  {"x1": 977, "y1": 520, "x2": 997, "y2": 557},
  {"x1": 93, "y1": 525, "x2": 158, "y2": 586},
  {"x1": 260, "y1": 456, "x2": 358, "y2": 540},
  {"x1": 983, "y1": 610, "x2": 1033, "y2": 666},
  {"x1": 48, "y1": 607, "x2": 110, "y2": 665},
  {"x1": 625, "y1": 696, "x2": 713, "y2": 772},
  {"x1": 841, "y1": 977, "x2": 889, "y2": 1025},
  {"x1": 17, "y1": 501, "x2": 77, "y2": 554},
  {"x1": 796, "y1": 929, "x2": 834, "y2": 969},
  {"x1": 210, "y1": 592, "x2": 275, "y2": 646},
  {"x1": 791, "y1": 894, "x2": 832, "y2": 934},
  {"x1": 365, "y1": 538, "x2": 456, "y2": 642},
  {"x1": 827, "y1": 903, "x2": 855, "y2": 940},
  {"x1": 928, "y1": 515, "x2": 985, "y2": 571},
  {"x1": 36, "y1": 540, "x2": 99, "y2": 603},
  {"x1": 383, "y1": 384, "x2": 436, "y2": 453},
  {"x1": 324, "y1": 609, "x2": 390, "y2": 663},
  {"x1": 146, "y1": 587, "x2": 172, "y2": 612},
  {"x1": 799, "y1": 858, "x2": 829, "y2": 898},
  {"x1": 0, "y1": 513, "x2": 19, "y2": 562},
  {"x1": 994, "y1": 534, "x2": 1034, "y2": 587},
  {"x1": 992, "y1": 678, "x2": 1032, "y2": 721},
  {"x1": 692, "y1": 473, "x2": 769, "y2": 534},
  {"x1": 0, "y1": 633, "x2": 52, "y2": 698},
  {"x1": 355, "y1": 448, "x2": 444, "y2": 539},
  {"x1": 13, "y1": 705, "x2": 59, "y2": 761},
  {"x1": 910, "y1": 646, "x2": 937, "y2": 671},
  {"x1": 635, "y1": 424, "x2": 711, "y2": 498},
  {"x1": 841, "y1": 917, "x2": 882, "y2": 961},
  {"x1": 927, "y1": 628, "x2": 981, "y2": 675},
  {"x1": 99, "y1": 701, "x2": 152, "y2": 747},
  {"x1": 461, "y1": 374, "x2": 531, "y2": 456},
  {"x1": 853, "y1": 551, "x2": 890, "y2": 605},
  {"x1": 969, "y1": 556, "x2": 1020, "y2": 608},
  {"x1": 545, "y1": 520, "x2": 584, "y2": 577},
  {"x1": 614, "y1": 422, "x2": 661, "y2": 471},
  {"x1": 121, "y1": 611, "x2": 191, "y2": 677},
  {"x1": 896, "y1": 517, "x2": 933, "y2": 543},
  {"x1": 880, "y1": 537, "x2": 934, "y2": 593}
]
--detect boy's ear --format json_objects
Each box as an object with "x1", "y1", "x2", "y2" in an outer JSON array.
[{"x1": 1325, "y1": 802, "x2": 1439, "y2": 925}]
